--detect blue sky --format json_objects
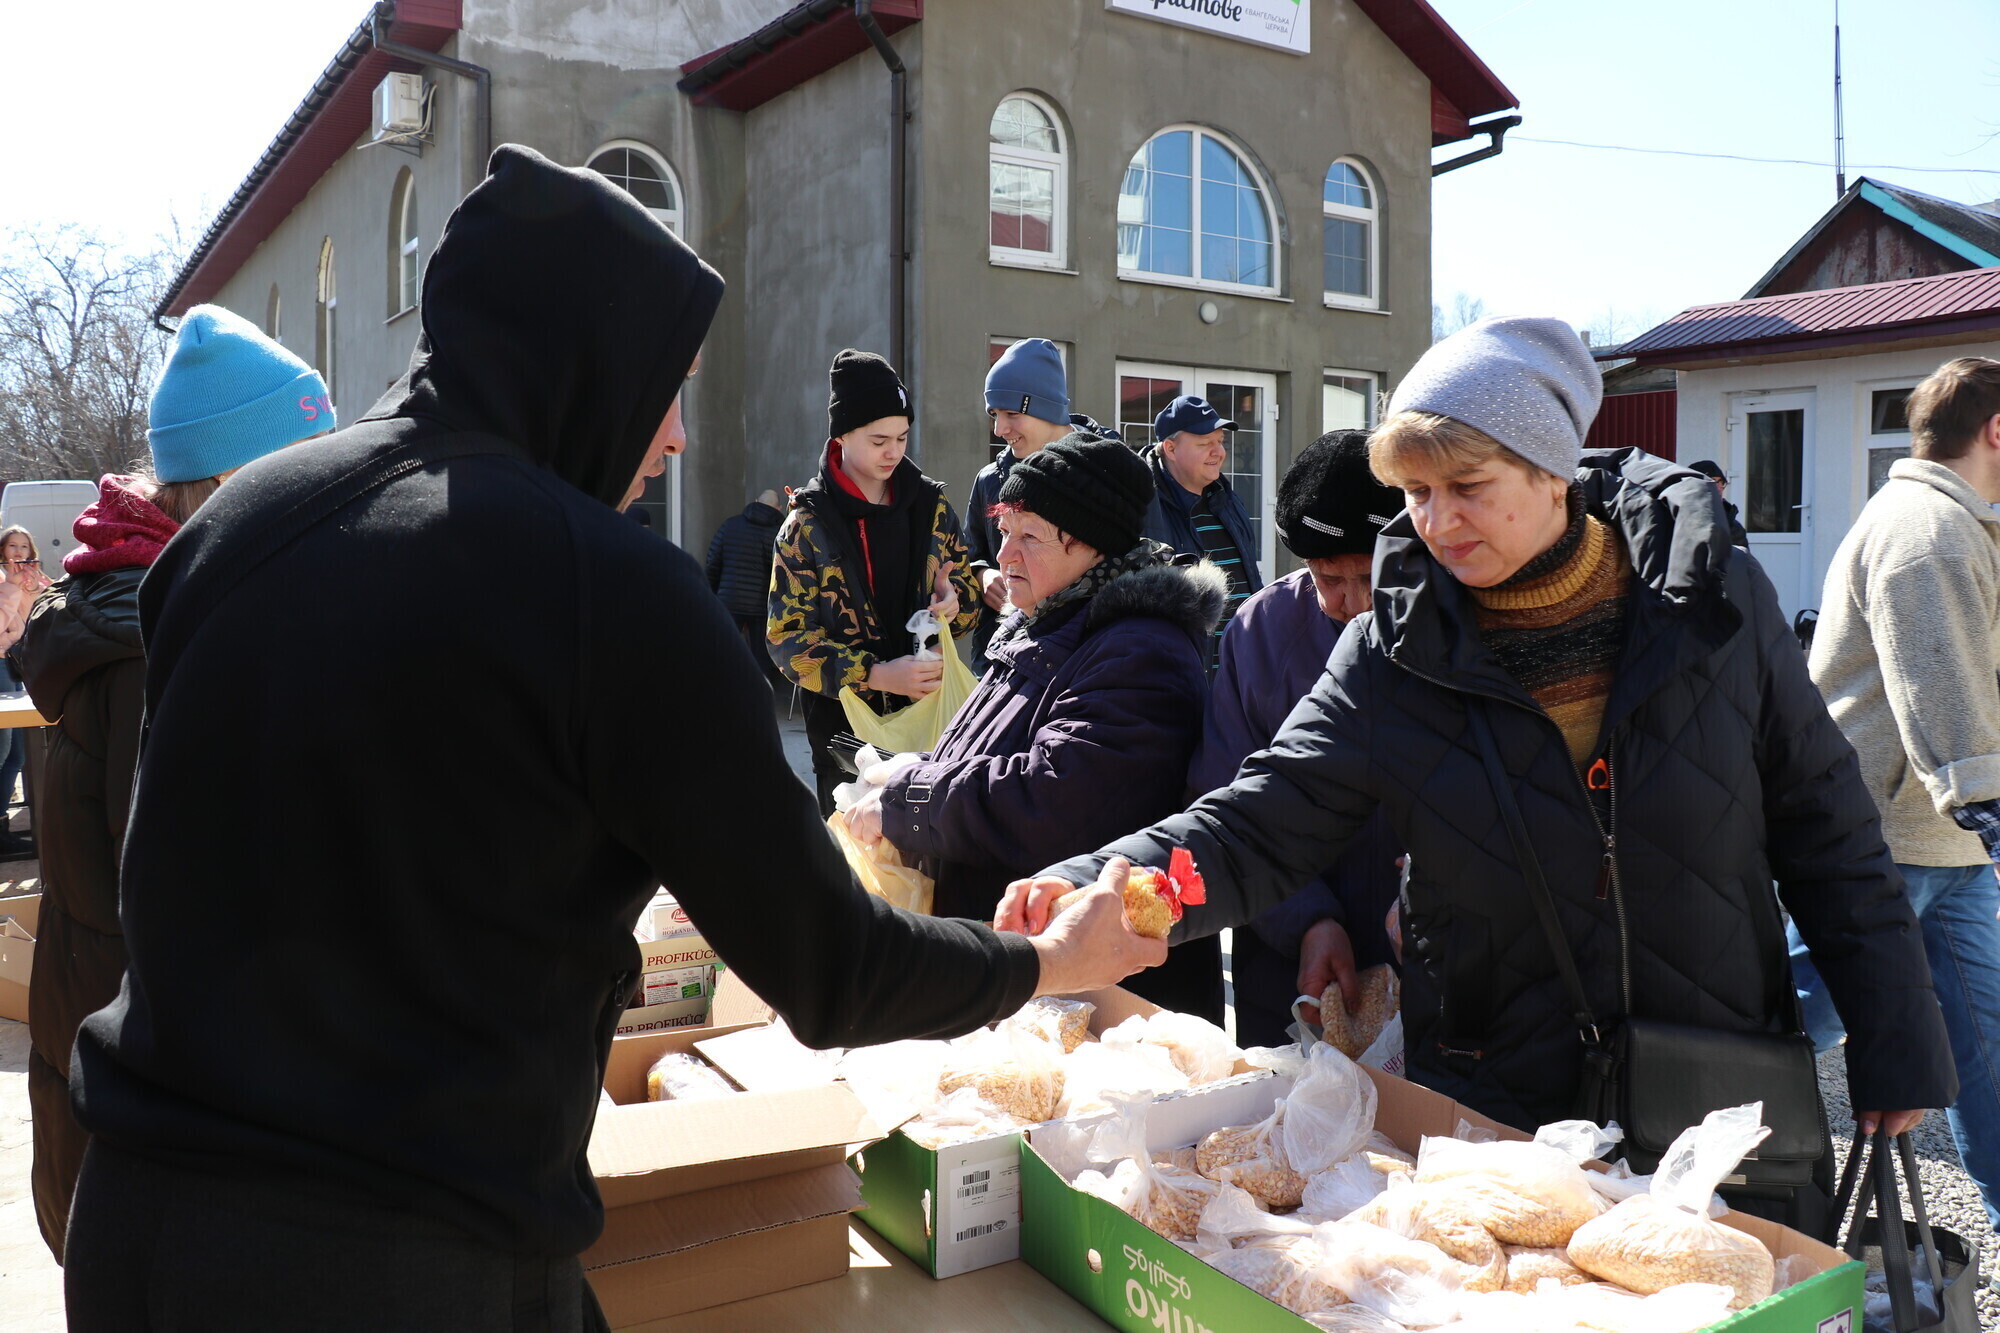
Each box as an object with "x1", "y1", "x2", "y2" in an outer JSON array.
[
  {"x1": 6, "y1": 0, "x2": 1998, "y2": 344},
  {"x1": 1429, "y1": 0, "x2": 2000, "y2": 338}
]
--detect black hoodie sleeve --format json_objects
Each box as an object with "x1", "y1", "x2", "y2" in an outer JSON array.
[{"x1": 584, "y1": 530, "x2": 1040, "y2": 1048}]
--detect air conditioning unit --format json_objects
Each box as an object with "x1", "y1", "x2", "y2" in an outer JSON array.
[{"x1": 374, "y1": 73, "x2": 427, "y2": 137}]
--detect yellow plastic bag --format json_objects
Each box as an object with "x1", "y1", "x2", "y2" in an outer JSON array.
[
  {"x1": 837, "y1": 624, "x2": 978, "y2": 755},
  {"x1": 828, "y1": 809, "x2": 934, "y2": 915}
]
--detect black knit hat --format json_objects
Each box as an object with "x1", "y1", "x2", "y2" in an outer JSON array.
[
  {"x1": 997, "y1": 433, "x2": 1153, "y2": 557},
  {"x1": 1276, "y1": 430, "x2": 1407, "y2": 559},
  {"x1": 827, "y1": 348, "x2": 911, "y2": 438}
]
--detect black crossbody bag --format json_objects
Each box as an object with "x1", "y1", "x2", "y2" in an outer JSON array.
[{"x1": 1464, "y1": 701, "x2": 1829, "y2": 1194}]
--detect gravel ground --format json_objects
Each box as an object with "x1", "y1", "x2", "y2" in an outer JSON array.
[{"x1": 1818, "y1": 1046, "x2": 1996, "y2": 1329}]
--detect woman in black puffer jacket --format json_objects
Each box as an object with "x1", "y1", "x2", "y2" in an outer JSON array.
[{"x1": 1018, "y1": 318, "x2": 1954, "y2": 1224}]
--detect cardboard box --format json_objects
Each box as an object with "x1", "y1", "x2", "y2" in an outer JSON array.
[
  {"x1": 1019, "y1": 1065, "x2": 1865, "y2": 1333},
  {"x1": 700, "y1": 985, "x2": 1188, "y2": 1280},
  {"x1": 637, "y1": 964, "x2": 712, "y2": 1007},
  {"x1": 612, "y1": 927, "x2": 723, "y2": 1034},
  {"x1": 584, "y1": 976, "x2": 884, "y2": 1329},
  {"x1": 0, "y1": 891, "x2": 38, "y2": 1023}
]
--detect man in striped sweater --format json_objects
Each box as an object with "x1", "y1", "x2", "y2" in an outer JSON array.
[{"x1": 1142, "y1": 395, "x2": 1264, "y2": 668}]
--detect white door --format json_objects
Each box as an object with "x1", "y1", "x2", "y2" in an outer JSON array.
[
  {"x1": 1729, "y1": 391, "x2": 1814, "y2": 618},
  {"x1": 1116, "y1": 361, "x2": 1281, "y2": 576}
]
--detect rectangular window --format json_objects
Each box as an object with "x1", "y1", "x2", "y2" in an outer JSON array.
[
  {"x1": 1117, "y1": 374, "x2": 1186, "y2": 453},
  {"x1": 1322, "y1": 371, "x2": 1377, "y2": 433},
  {"x1": 1745, "y1": 408, "x2": 1804, "y2": 534},
  {"x1": 1870, "y1": 387, "x2": 1913, "y2": 434},
  {"x1": 1323, "y1": 217, "x2": 1370, "y2": 297},
  {"x1": 990, "y1": 162, "x2": 1056, "y2": 254}
]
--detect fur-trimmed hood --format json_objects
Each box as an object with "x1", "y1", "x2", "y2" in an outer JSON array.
[{"x1": 1083, "y1": 560, "x2": 1228, "y2": 642}]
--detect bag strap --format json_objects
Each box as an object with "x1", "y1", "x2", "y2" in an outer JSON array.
[
  {"x1": 1838, "y1": 1130, "x2": 1944, "y2": 1333},
  {"x1": 1896, "y1": 1132, "x2": 1949, "y2": 1299},
  {"x1": 1464, "y1": 699, "x2": 1604, "y2": 1045}
]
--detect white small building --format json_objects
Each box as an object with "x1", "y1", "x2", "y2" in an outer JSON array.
[{"x1": 1603, "y1": 267, "x2": 2000, "y2": 622}]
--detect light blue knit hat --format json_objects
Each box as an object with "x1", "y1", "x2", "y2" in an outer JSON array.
[
  {"x1": 148, "y1": 304, "x2": 334, "y2": 483},
  {"x1": 984, "y1": 338, "x2": 1070, "y2": 425}
]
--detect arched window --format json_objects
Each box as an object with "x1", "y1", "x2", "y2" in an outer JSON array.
[
  {"x1": 989, "y1": 93, "x2": 1066, "y2": 268},
  {"x1": 587, "y1": 142, "x2": 683, "y2": 233},
  {"x1": 265, "y1": 283, "x2": 282, "y2": 341},
  {"x1": 390, "y1": 168, "x2": 421, "y2": 315},
  {"x1": 315, "y1": 238, "x2": 337, "y2": 408},
  {"x1": 1117, "y1": 128, "x2": 1277, "y2": 295},
  {"x1": 1322, "y1": 160, "x2": 1379, "y2": 309}
]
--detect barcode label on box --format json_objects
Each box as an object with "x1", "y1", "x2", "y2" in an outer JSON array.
[{"x1": 934, "y1": 1140, "x2": 1025, "y2": 1277}]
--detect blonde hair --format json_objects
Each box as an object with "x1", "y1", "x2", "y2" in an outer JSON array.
[
  {"x1": 1367, "y1": 411, "x2": 1538, "y2": 488},
  {"x1": 122, "y1": 460, "x2": 225, "y2": 527},
  {"x1": 0, "y1": 526, "x2": 39, "y2": 564}
]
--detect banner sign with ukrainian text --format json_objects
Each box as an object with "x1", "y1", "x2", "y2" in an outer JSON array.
[{"x1": 1106, "y1": 0, "x2": 1309, "y2": 55}]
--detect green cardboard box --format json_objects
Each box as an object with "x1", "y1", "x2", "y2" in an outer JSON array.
[
  {"x1": 701, "y1": 984, "x2": 1185, "y2": 1279},
  {"x1": 1020, "y1": 1065, "x2": 1864, "y2": 1333}
]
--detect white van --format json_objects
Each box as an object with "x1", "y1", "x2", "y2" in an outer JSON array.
[{"x1": 1, "y1": 480, "x2": 99, "y2": 571}]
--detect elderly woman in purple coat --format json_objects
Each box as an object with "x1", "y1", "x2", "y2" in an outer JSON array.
[{"x1": 851, "y1": 433, "x2": 1228, "y2": 1019}]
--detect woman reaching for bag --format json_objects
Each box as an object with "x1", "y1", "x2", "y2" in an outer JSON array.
[{"x1": 1003, "y1": 318, "x2": 1952, "y2": 1226}]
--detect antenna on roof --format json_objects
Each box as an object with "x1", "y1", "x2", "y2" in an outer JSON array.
[{"x1": 1833, "y1": 0, "x2": 1847, "y2": 197}]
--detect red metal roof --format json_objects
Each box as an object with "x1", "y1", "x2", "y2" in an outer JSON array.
[
  {"x1": 1608, "y1": 266, "x2": 2000, "y2": 368},
  {"x1": 159, "y1": 0, "x2": 463, "y2": 319},
  {"x1": 679, "y1": 0, "x2": 921, "y2": 113},
  {"x1": 682, "y1": 0, "x2": 1513, "y2": 134},
  {"x1": 1349, "y1": 0, "x2": 1518, "y2": 142}
]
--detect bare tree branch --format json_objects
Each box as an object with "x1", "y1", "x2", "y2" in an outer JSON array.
[{"x1": 0, "y1": 225, "x2": 172, "y2": 484}]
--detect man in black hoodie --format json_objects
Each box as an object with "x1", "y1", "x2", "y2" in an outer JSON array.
[{"x1": 62, "y1": 146, "x2": 1160, "y2": 1331}]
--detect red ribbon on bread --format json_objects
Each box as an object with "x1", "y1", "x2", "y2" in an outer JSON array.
[{"x1": 1161, "y1": 847, "x2": 1206, "y2": 923}]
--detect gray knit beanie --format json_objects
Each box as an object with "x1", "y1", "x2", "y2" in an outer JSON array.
[{"x1": 1386, "y1": 317, "x2": 1603, "y2": 479}]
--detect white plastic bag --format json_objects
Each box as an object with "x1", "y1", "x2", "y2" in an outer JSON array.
[
  {"x1": 1565, "y1": 1103, "x2": 1776, "y2": 1310},
  {"x1": 1074, "y1": 1093, "x2": 1220, "y2": 1241},
  {"x1": 1056, "y1": 1038, "x2": 1189, "y2": 1119},
  {"x1": 1207, "y1": 1240, "x2": 1349, "y2": 1317},
  {"x1": 836, "y1": 1038, "x2": 952, "y2": 1129},
  {"x1": 1297, "y1": 1150, "x2": 1390, "y2": 1223},
  {"x1": 644, "y1": 1052, "x2": 737, "y2": 1102},
  {"x1": 1002, "y1": 996, "x2": 1095, "y2": 1053},
  {"x1": 1313, "y1": 1218, "x2": 1469, "y2": 1328},
  {"x1": 1194, "y1": 1182, "x2": 1316, "y2": 1255},
  {"x1": 1356, "y1": 1012, "x2": 1404, "y2": 1075},
  {"x1": 1415, "y1": 1132, "x2": 1605, "y2": 1246},
  {"x1": 1196, "y1": 1097, "x2": 1306, "y2": 1210},
  {"x1": 936, "y1": 1022, "x2": 1064, "y2": 1125},
  {"x1": 907, "y1": 608, "x2": 942, "y2": 661},
  {"x1": 1347, "y1": 1174, "x2": 1510, "y2": 1292},
  {"x1": 1282, "y1": 1042, "x2": 1379, "y2": 1175},
  {"x1": 1103, "y1": 1010, "x2": 1242, "y2": 1085}
]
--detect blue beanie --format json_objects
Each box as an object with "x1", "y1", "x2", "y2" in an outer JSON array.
[
  {"x1": 984, "y1": 338, "x2": 1069, "y2": 425},
  {"x1": 148, "y1": 304, "x2": 335, "y2": 483}
]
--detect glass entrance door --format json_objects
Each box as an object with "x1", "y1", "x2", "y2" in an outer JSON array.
[
  {"x1": 1116, "y1": 361, "x2": 1280, "y2": 575},
  {"x1": 1731, "y1": 391, "x2": 1814, "y2": 618}
]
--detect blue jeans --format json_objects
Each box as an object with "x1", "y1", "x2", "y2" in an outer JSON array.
[
  {"x1": 0, "y1": 724, "x2": 24, "y2": 815},
  {"x1": 1789, "y1": 862, "x2": 2000, "y2": 1230}
]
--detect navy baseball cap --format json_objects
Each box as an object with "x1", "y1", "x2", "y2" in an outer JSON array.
[{"x1": 1154, "y1": 395, "x2": 1237, "y2": 442}]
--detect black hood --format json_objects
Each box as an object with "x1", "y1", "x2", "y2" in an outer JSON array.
[
  {"x1": 362, "y1": 143, "x2": 724, "y2": 509},
  {"x1": 1371, "y1": 447, "x2": 1740, "y2": 702}
]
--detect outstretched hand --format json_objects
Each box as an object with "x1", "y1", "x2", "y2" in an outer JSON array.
[{"x1": 1020, "y1": 859, "x2": 1168, "y2": 997}]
